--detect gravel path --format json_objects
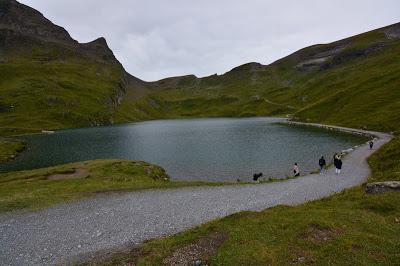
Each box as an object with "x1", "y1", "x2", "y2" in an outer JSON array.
[{"x1": 0, "y1": 125, "x2": 392, "y2": 265}]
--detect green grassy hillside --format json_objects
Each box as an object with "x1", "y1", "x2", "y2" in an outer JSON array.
[
  {"x1": 0, "y1": 0, "x2": 147, "y2": 136},
  {"x1": 0, "y1": 43, "x2": 124, "y2": 134},
  {"x1": 1, "y1": 0, "x2": 399, "y2": 137},
  {"x1": 114, "y1": 22, "x2": 400, "y2": 133}
]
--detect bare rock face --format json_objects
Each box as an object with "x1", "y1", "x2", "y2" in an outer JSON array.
[
  {"x1": 79, "y1": 37, "x2": 117, "y2": 62},
  {"x1": 365, "y1": 181, "x2": 400, "y2": 194},
  {"x1": 0, "y1": 0, "x2": 119, "y2": 63},
  {"x1": 0, "y1": 0, "x2": 75, "y2": 45},
  {"x1": 384, "y1": 23, "x2": 400, "y2": 39},
  {"x1": 295, "y1": 44, "x2": 348, "y2": 70}
]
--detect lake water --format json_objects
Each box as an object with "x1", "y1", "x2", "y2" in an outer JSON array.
[{"x1": 0, "y1": 118, "x2": 367, "y2": 181}]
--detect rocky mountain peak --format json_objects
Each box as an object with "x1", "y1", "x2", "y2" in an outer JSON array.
[
  {"x1": 0, "y1": 0, "x2": 75, "y2": 45},
  {"x1": 0, "y1": 0, "x2": 120, "y2": 64},
  {"x1": 90, "y1": 37, "x2": 108, "y2": 46},
  {"x1": 80, "y1": 36, "x2": 117, "y2": 62},
  {"x1": 229, "y1": 62, "x2": 265, "y2": 72}
]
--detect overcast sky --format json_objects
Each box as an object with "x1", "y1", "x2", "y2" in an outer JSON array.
[{"x1": 19, "y1": 0, "x2": 400, "y2": 81}]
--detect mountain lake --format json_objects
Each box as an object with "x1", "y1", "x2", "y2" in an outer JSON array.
[{"x1": 0, "y1": 117, "x2": 369, "y2": 182}]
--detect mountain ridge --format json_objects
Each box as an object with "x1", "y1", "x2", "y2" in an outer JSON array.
[
  {"x1": 0, "y1": 0, "x2": 399, "y2": 135},
  {"x1": 0, "y1": 0, "x2": 74, "y2": 45},
  {"x1": 0, "y1": 0, "x2": 149, "y2": 135}
]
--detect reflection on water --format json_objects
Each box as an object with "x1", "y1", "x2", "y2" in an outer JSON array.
[{"x1": 0, "y1": 118, "x2": 367, "y2": 181}]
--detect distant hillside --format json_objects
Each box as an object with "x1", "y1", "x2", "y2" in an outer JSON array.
[
  {"x1": 116, "y1": 22, "x2": 400, "y2": 132},
  {"x1": 1, "y1": 0, "x2": 399, "y2": 136}
]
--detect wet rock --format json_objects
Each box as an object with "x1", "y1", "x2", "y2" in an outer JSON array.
[{"x1": 365, "y1": 181, "x2": 400, "y2": 194}]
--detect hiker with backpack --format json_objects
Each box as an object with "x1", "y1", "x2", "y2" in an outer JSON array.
[{"x1": 319, "y1": 156, "x2": 326, "y2": 174}]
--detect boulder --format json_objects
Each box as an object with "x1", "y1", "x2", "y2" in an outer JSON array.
[{"x1": 365, "y1": 181, "x2": 400, "y2": 194}]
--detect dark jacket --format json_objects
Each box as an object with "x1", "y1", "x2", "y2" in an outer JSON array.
[
  {"x1": 319, "y1": 158, "x2": 326, "y2": 167},
  {"x1": 335, "y1": 159, "x2": 343, "y2": 169}
]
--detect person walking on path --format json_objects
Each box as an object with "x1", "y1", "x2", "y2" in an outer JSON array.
[
  {"x1": 293, "y1": 163, "x2": 300, "y2": 177},
  {"x1": 319, "y1": 156, "x2": 326, "y2": 174},
  {"x1": 369, "y1": 140, "x2": 374, "y2": 149},
  {"x1": 334, "y1": 154, "x2": 343, "y2": 175}
]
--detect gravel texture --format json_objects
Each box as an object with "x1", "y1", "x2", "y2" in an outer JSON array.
[{"x1": 0, "y1": 125, "x2": 392, "y2": 265}]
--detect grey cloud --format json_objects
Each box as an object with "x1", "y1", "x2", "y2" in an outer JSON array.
[{"x1": 19, "y1": 0, "x2": 400, "y2": 81}]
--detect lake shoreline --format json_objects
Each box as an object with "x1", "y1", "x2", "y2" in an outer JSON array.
[
  {"x1": 283, "y1": 120, "x2": 381, "y2": 139},
  {"x1": 0, "y1": 116, "x2": 377, "y2": 169},
  {"x1": 0, "y1": 122, "x2": 393, "y2": 266},
  {"x1": 0, "y1": 117, "x2": 368, "y2": 182}
]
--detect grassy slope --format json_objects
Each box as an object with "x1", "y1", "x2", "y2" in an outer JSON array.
[
  {"x1": 0, "y1": 159, "x2": 224, "y2": 213},
  {"x1": 114, "y1": 23, "x2": 400, "y2": 134},
  {"x1": 1, "y1": 22, "x2": 399, "y2": 158},
  {"x1": 93, "y1": 137, "x2": 400, "y2": 266},
  {"x1": 0, "y1": 21, "x2": 398, "y2": 135},
  {"x1": 294, "y1": 37, "x2": 400, "y2": 132},
  {"x1": 0, "y1": 0, "x2": 143, "y2": 137},
  {"x1": 0, "y1": 41, "x2": 125, "y2": 136}
]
